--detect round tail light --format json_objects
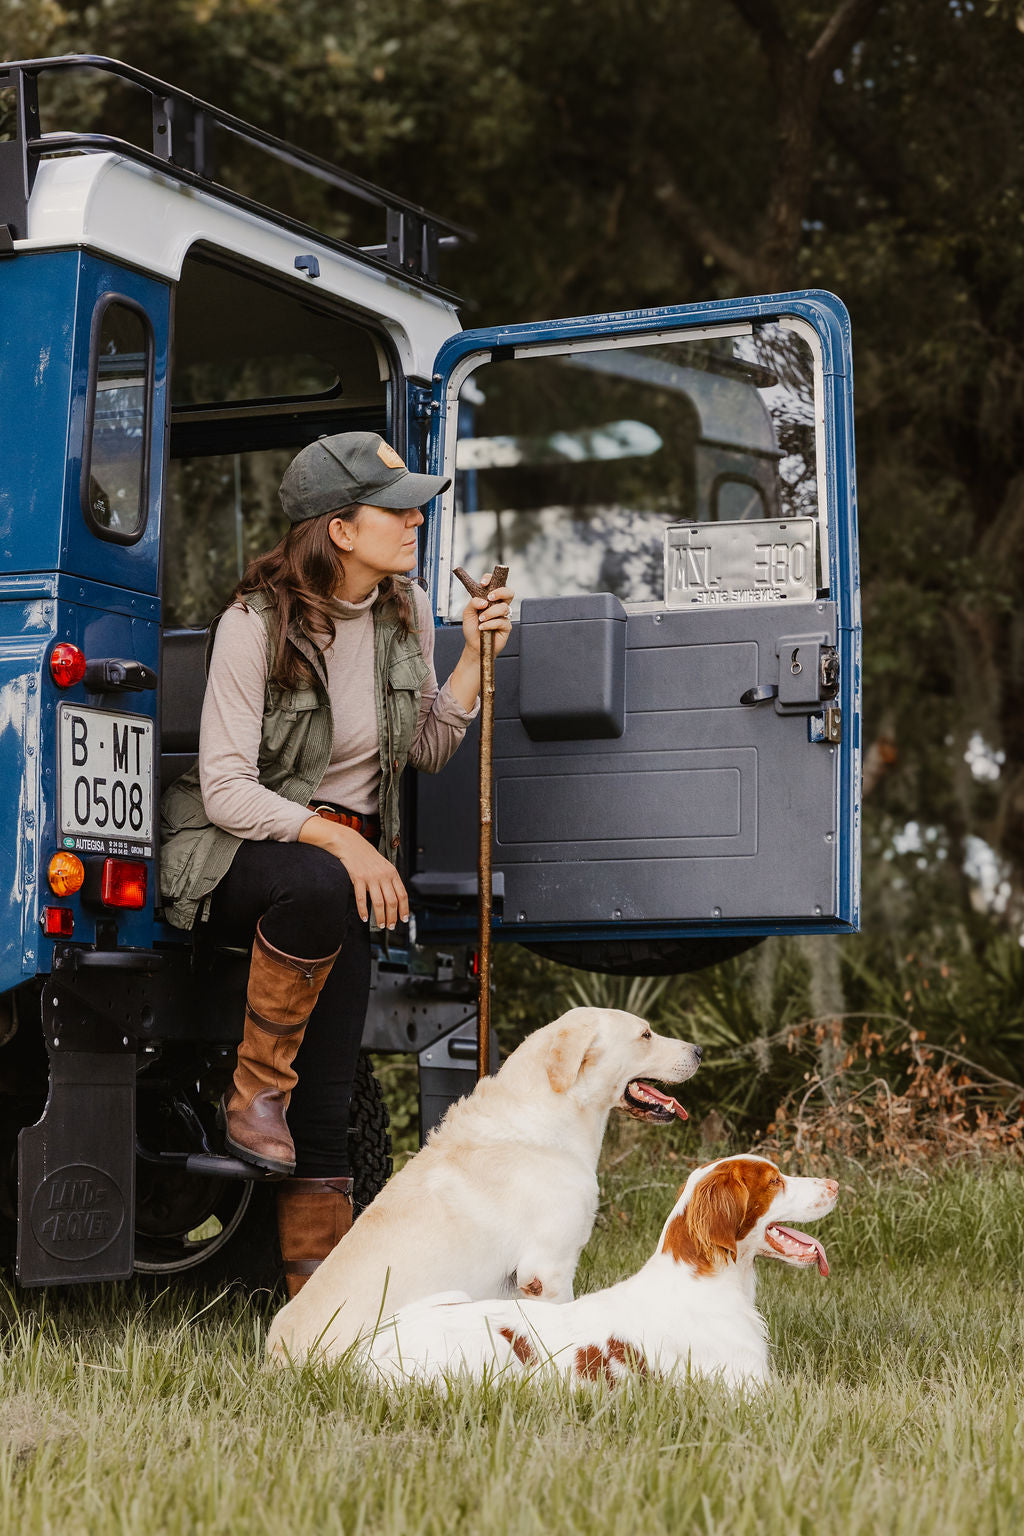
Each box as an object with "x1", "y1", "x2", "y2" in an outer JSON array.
[
  {"x1": 50, "y1": 643, "x2": 87, "y2": 689},
  {"x1": 48, "y1": 852, "x2": 85, "y2": 896}
]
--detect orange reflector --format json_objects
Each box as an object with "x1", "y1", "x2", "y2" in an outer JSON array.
[
  {"x1": 43, "y1": 906, "x2": 74, "y2": 937},
  {"x1": 49, "y1": 642, "x2": 87, "y2": 689},
  {"x1": 101, "y1": 859, "x2": 147, "y2": 910},
  {"x1": 48, "y1": 851, "x2": 85, "y2": 897}
]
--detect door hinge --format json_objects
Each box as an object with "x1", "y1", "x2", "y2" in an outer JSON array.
[
  {"x1": 410, "y1": 385, "x2": 438, "y2": 422},
  {"x1": 809, "y1": 707, "x2": 842, "y2": 744}
]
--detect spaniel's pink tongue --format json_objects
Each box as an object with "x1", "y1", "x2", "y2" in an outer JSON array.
[
  {"x1": 768, "y1": 1225, "x2": 829, "y2": 1277},
  {"x1": 630, "y1": 1081, "x2": 688, "y2": 1120}
]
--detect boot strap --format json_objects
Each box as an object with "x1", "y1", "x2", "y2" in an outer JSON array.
[
  {"x1": 285, "y1": 1259, "x2": 324, "y2": 1279},
  {"x1": 288, "y1": 1176, "x2": 354, "y2": 1196},
  {"x1": 244, "y1": 1002, "x2": 310, "y2": 1037}
]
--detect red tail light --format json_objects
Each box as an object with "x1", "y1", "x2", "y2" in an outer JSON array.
[
  {"x1": 49, "y1": 643, "x2": 87, "y2": 688},
  {"x1": 101, "y1": 859, "x2": 147, "y2": 909},
  {"x1": 43, "y1": 906, "x2": 74, "y2": 937}
]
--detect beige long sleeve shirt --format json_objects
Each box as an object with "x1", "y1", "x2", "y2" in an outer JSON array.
[{"x1": 199, "y1": 583, "x2": 477, "y2": 842}]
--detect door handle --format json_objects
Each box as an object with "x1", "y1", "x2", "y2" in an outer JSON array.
[
  {"x1": 740, "y1": 683, "x2": 778, "y2": 705},
  {"x1": 84, "y1": 658, "x2": 157, "y2": 693}
]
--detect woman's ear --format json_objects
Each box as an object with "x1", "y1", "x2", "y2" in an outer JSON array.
[
  {"x1": 328, "y1": 516, "x2": 353, "y2": 552},
  {"x1": 545, "y1": 1016, "x2": 601, "y2": 1094}
]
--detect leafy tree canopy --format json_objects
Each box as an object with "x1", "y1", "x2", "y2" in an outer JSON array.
[{"x1": 5, "y1": 0, "x2": 1024, "y2": 932}]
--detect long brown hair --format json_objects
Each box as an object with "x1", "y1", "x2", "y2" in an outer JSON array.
[{"x1": 230, "y1": 505, "x2": 416, "y2": 690}]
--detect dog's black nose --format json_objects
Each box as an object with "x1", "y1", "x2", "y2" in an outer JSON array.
[{"x1": 693, "y1": 1045, "x2": 703, "y2": 1062}]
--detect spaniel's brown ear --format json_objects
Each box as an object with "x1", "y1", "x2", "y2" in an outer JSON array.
[
  {"x1": 545, "y1": 1015, "x2": 601, "y2": 1093},
  {"x1": 663, "y1": 1165, "x2": 749, "y2": 1273}
]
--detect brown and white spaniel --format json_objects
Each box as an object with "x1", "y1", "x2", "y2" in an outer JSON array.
[{"x1": 363, "y1": 1155, "x2": 838, "y2": 1388}]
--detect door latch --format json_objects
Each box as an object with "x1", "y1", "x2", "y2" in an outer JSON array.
[
  {"x1": 775, "y1": 635, "x2": 840, "y2": 712},
  {"x1": 741, "y1": 641, "x2": 839, "y2": 712}
]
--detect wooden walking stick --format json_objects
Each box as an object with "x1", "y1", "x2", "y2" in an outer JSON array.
[{"x1": 454, "y1": 563, "x2": 509, "y2": 1080}]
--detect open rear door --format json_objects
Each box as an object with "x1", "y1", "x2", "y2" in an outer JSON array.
[{"x1": 413, "y1": 291, "x2": 859, "y2": 962}]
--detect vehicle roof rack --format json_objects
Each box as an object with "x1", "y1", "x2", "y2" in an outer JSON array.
[{"x1": 0, "y1": 53, "x2": 469, "y2": 299}]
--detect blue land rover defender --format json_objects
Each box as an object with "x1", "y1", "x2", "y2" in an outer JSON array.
[{"x1": 0, "y1": 57, "x2": 860, "y2": 1287}]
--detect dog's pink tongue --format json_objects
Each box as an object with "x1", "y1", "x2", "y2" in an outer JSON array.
[
  {"x1": 771, "y1": 1225, "x2": 829, "y2": 1277},
  {"x1": 632, "y1": 1081, "x2": 688, "y2": 1120}
]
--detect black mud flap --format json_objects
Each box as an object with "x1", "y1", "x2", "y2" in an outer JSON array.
[{"x1": 17, "y1": 981, "x2": 137, "y2": 1286}]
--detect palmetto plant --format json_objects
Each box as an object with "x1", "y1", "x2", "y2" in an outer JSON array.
[
  {"x1": 551, "y1": 931, "x2": 1024, "y2": 1146},
  {"x1": 556, "y1": 942, "x2": 819, "y2": 1137}
]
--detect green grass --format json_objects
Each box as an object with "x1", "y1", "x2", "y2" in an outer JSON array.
[{"x1": 2, "y1": 1149, "x2": 1023, "y2": 1536}]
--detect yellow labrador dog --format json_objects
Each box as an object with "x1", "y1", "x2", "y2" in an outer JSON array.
[{"x1": 267, "y1": 1007, "x2": 701, "y2": 1365}]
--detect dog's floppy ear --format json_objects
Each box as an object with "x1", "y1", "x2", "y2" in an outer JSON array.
[
  {"x1": 663, "y1": 1164, "x2": 750, "y2": 1273},
  {"x1": 545, "y1": 1013, "x2": 602, "y2": 1093}
]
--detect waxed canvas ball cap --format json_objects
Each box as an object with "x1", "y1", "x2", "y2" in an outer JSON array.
[{"x1": 279, "y1": 431, "x2": 451, "y2": 523}]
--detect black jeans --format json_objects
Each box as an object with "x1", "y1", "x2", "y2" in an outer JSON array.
[{"x1": 205, "y1": 840, "x2": 371, "y2": 1177}]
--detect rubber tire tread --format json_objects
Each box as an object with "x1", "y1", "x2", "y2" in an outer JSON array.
[
  {"x1": 135, "y1": 1056, "x2": 392, "y2": 1292},
  {"x1": 348, "y1": 1052, "x2": 393, "y2": 1215}
]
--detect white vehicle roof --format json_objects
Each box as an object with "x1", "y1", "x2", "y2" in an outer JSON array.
[{"x1": 19, "y1": 152, "x2": 462, "y2": 380}]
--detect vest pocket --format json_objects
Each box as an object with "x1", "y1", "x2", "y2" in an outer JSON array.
[
  {"x1": 386, "y1": 653, "x2": 430, "y2": 774},
  {"x1": 160, "y1": 769, "x2": 210, "y2": 832},
  {"x1": 387, "y1": 654, "x2": 431, "y2": 694},
  {"x1": 158, "y1": 825, "x2": 206, "y2": 902},
  {"x1": 259, "y1": 687, "x2": 319, "y2": 770}
]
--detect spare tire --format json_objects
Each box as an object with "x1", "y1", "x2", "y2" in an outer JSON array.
[{"x1": 523, "y1": 935, "x2": 764, "y2": 977}]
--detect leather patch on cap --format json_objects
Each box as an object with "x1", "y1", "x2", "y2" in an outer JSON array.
[{"x1": 376, "y1": 442, "x2": 405, "y2": 469}]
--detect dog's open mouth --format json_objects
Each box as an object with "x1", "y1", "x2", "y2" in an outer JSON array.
[
  {"x1": 621, "y1": 1080, "x2": 688, "y2": 1123},
  {"x1": 764, "y1": 1223, "x2": 829, "y2": 1277}
]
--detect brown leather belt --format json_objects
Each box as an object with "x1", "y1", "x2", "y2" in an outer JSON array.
[{"x1": 309, "y1": 802, "x2": 380, "y2": 842}]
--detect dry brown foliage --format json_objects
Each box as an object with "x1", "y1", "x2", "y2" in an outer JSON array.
[{"x1": 760, "y1": 1020, "x2": 1024, "y2": 1168}]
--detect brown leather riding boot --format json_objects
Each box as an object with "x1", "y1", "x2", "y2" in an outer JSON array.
[
  {"x1": 219, "y1": 922, "x2": 340, "y2": 1174},
  {"x1": 277, "y1": 1175, "x2": 354, "y2": 1298}
]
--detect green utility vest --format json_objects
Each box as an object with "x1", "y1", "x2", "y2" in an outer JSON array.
[{"x1": 159, "y1": 583, "x2": 430, "y2": 931}]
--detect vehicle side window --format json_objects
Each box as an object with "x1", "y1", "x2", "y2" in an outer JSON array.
[
  {"x1": 163, "y1": 449, "x2": 292, "y2": 628},
  {"x1": 161, "y1": 249, "x2": 393, "y2": 628},
  {"x1": 82, "y1": 297, "x2": 154, "y2": 544}
]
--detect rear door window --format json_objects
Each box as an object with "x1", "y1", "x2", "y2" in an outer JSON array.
[{"x1": 443, "y1": 320, "x2": 823, "y2": 616}]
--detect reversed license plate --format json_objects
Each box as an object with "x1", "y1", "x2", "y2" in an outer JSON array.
[
  {"x1": 58, "y1": 705, "x2": 154, "y2": 855},
  {"x1": 664, "y1": 517, "x2": 817, "y2": 609}
]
